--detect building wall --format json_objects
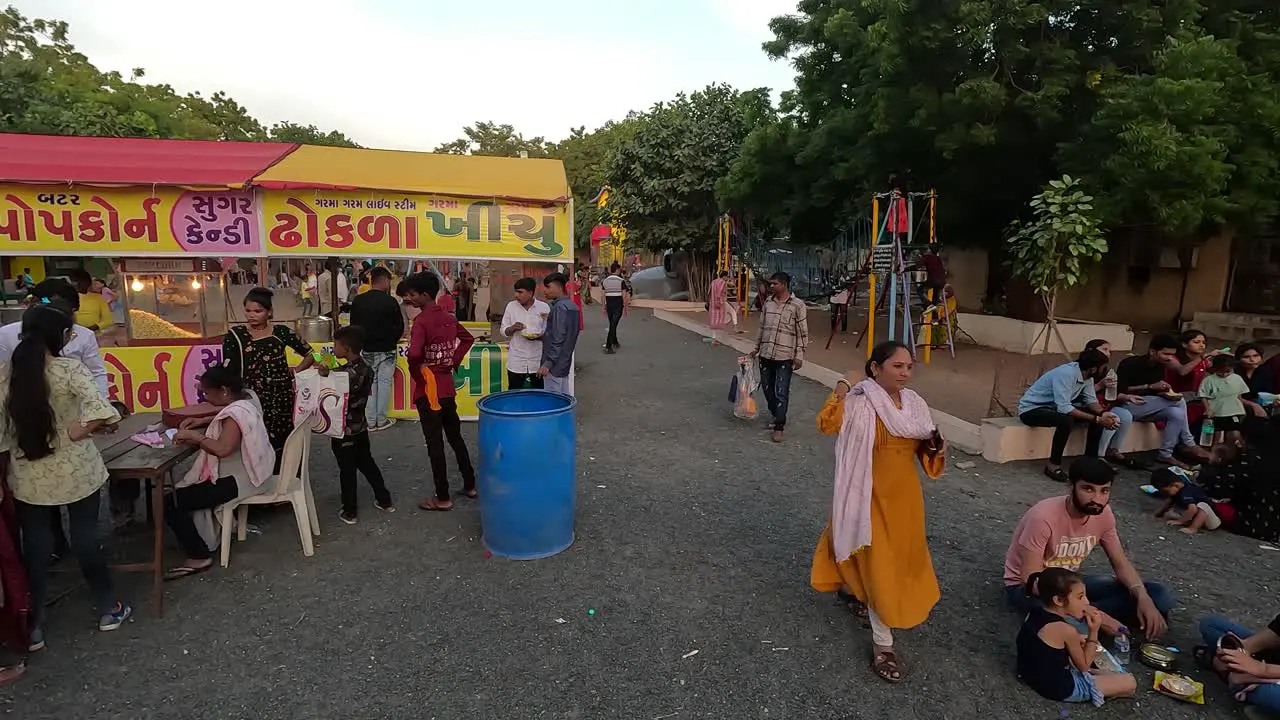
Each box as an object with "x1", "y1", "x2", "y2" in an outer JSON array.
[
  {"x1": 941, "y1": 248, "x2": 989, "y2": 311},
  {"x1": 1053, "y1": 231, "x2": 1233, "y2": 330},
  {"x1": 941, "y1": 231, "x2": 1234, "y2": 331}
]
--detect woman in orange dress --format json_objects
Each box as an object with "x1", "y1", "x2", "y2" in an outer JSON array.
[{"x1": 812, "y1": 340, "x2": 946, "y2": 683}]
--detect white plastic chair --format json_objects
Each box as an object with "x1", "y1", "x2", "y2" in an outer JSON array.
[{"x1": 217, "y1": 419, "x2": 320, "y2": 567}]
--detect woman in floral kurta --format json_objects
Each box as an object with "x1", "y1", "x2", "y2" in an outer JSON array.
[
  {"x1": 222, "y1": 289, "x2": 315, "y2": 454},
  {"x1": 0, "y1": 305, "x2": 129, "y2": 648}
]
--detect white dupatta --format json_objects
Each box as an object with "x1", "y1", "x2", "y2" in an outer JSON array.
[{"x1": 831, "y1": 379, "x2": 937, "y2": 562}]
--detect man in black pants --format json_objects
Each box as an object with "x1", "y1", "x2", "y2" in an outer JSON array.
[
  {"x1": 403, "y1": 272, "x2": 477, "y2": 511},
  {"x1": 1017, "y1": 348, "x2": 1134, "y2": 482},
  {"x1": 601, "y1": 263, "x2": 625, "y2": 353}
]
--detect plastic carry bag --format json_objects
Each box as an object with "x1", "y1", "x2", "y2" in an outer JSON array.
[
  {"x1": 733, "y1": 357, "x2": 761, "y2": 420},
  {"x1": 293, "y1": 368, "x2": 351, "y2": 438}
]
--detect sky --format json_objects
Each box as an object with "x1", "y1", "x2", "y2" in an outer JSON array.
[{"x1": 16, "y1": 0, "x2": 800, "y2": 151}]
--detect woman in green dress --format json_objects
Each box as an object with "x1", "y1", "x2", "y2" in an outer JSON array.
[{"x1": 222, "y1": 288, "x2": 315, "y2": 457}]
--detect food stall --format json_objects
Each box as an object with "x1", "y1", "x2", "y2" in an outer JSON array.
[
  {"x1": 0, "y1": 133, "x2": 298, "y2": 413},
  {"x1": 252, "y1": 144, "x2": 574, "y2": 419},
  {"x1": 0, "y1": 135, "x2": 574, "y2": 419}
]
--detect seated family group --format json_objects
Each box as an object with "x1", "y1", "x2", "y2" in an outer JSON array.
[
  {"x1": 1004, "y1": 457, "x2": 1279, "y2": 714},
  {"x1": 1017, "y1": 330, "x2": 1279, "y2": 545}
]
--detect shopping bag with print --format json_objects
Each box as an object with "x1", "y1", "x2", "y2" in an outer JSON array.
[{"x1": 293, "y1": 368, "x2": 350, "y2": 438}]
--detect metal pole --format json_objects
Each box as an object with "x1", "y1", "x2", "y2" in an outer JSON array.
[{"x1": 887, "y1": 192, "x2": 898, "y2": 342}]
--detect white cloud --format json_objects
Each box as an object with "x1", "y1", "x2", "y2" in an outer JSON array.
[
  {"x1": 707, "y1": 0, "x2": 800, "y2": 39},
  {"x1": 15, "y1": 0, "x2": 795, "y2": 150}
]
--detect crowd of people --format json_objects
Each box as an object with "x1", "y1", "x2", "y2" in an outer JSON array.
[
  {"x1": 0, "y1": 265, "x2": 595, "y2": 686},
  {"x1": 809, "y1": 334, "x2": 1279, "y2": 716}
]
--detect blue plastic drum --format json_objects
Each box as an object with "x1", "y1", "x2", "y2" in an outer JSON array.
[{"x1": 476, "y1": 390, "x2": 577, "y2": 559}]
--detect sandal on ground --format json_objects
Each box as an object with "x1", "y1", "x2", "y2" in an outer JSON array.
[
  {"x1": 836, "y1": 589, "x2": 869, "y2": 618},
  {"x1": 1043, "y1": 467, "x2": 1069, "y2": 483},
  {"x1": 163, "y1": 563, "x2": 212, "y2": 582},
  {"x1": 458, "y1": 489, "x2": 478, "y2": 499},
  {"x1": 0, "y1": 662, "x2": 24, "y2": 687},
  {"x1": 419, "y1": 498, "x2": 453, "y2": 512},
  {"x1": 872, "y1": 649, "x2": 904, "y2": 683},
  {"x1": 1105, "y1": 452, "x2": 1145, "y2": 470}
]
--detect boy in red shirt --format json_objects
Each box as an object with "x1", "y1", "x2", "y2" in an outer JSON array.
[{"x1": 403, "y1": 271, "x2": 476, "y2": 511}]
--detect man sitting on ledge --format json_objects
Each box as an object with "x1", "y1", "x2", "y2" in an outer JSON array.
[
  {"x1": 1018, "y1": 349, "x2": 1139, "y2": 483},
  {"x1": 1116, "y1": 334, "x2": 1212, "y2": 468}
]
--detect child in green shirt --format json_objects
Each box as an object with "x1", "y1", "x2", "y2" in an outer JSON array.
[{"x1": 1198, "y1": 354, "x2": 1250, "y2": 445}]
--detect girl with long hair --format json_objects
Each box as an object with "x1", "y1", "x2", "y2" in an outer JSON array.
[{"x1": 0, "y1": 305, "x2": 130, "y2": 651}]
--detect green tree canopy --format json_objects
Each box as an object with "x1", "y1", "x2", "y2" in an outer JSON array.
[
  {"x1": 0, "y1": 6, "x2": 357, "y2": 146},
  {"x1": 721, "y1": 0, "x2": 1280, "y2": 251},
  {"x1": 605, "y1": 83, "x2": 773, "y2": 253},
  {"x1": 434, "y1": 121, "x2": 553, "y2": 157},
  {"x1": 266, "y1": 121, "x2": 359, "y2": 148}
]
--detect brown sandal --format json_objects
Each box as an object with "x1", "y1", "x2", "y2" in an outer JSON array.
[
  {"x1": 418, "y1": 498, "x2": 454, "y2": 512},
  {"x1": 872, "y1": 650, "x2": 904, "y2": 683},
  {"x1": 837, "y1": 590, "x2": 870, "y2": 623}
]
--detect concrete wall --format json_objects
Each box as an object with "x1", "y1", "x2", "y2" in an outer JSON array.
[
  {"x1": 947, "y1": 232, "x2": 1233, "y2": 331},
  {"x1": 1053, "y1": 231, "x2": 1233, "y2": 330},
  {"x1": 942, "y1": 247, "x2": 988, "y2": 311}
]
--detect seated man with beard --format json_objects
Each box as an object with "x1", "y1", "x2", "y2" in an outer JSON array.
[{"x1": 1003, "y1": 457, "x2": 1173, "y2": 641}]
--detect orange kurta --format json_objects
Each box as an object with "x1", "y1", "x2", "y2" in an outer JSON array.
[{"x1": 810, "y1": 418, "x2": 945, "y2": 629}]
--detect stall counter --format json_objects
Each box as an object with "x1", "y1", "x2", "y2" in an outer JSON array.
[{"x1": 101, "y1": 337, "x2": 508, "y2": 421}]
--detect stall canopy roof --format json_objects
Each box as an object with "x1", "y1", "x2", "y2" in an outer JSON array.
[
  {"x1": 0, "y1": 133, "x2": 298, "y2": 188},
  {"x1": 251, "y1": 145, "x2": 571, "y2": 204}
]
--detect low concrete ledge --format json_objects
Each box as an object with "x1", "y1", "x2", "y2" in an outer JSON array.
[
  {"x1": 980, "y1": 415, "x2": 1163, "y2": 464},
  {"x1": 957, "y1": 314, "x2": 1134, "y2": 354}
]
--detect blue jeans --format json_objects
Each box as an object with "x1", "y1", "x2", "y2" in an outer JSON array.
[
  {"x1": 1122, "y1": 395, "x2": 1194, "y2": 456},
  {"x1": 1199, "y1": 616, "x2": 1280, "y2": 713},
  {"x1": 759, "y1": 358, "x2": 794, "y2": 430},
  {"x1": 362, "y1": 350, "x2": 397, "y2": 427},
  {"x1": 1005, "y1": 576, "x2": 1176, "y2": 632},
  {"x1": 1095, "y1": 406, "x2": 1133, "y2": 457}
]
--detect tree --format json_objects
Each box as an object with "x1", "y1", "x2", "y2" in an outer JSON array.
[
  {"x1": 552, "y1": 121, "x2": 638, "y2": 248},
  {"x1": 1005, "y1": 175, "x2": 1108, "y2": 355},
  {"x1": 722, "y1": 0, "x2": 1280, "y2": 299},
  {"x1": 0, "y1": 6, "x2": 358, "y2": 147},
  {"x1": 604, "y1": 84, "x2": 773, "y2": 299},
  {"x1": 434, "y1": 121, "x2": 552, "y2": 157},
  {"x1": 267, "y1": 121, "x2": 360, "y2": 148}
]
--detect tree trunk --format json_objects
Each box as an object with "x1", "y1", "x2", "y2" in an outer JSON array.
[{"x1": 682, "y1": 250, "x2": 714, "y2": 302}]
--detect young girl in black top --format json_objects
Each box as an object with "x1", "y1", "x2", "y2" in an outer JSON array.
[{"x1": 1016, "y1": 568, "x2": 1136, "y2": 707}]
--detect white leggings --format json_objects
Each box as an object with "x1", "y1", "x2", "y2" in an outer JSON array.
[{"x1": 868, "y1": 607, "x2": 894, "y2": 647}]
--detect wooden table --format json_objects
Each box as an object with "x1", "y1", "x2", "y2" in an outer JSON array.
[{"x1": 94, "y1": 414, "x2": 198, "y2": 618}]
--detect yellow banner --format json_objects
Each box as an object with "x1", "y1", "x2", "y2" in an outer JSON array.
[
  {"x1": 0, "y1": 183, "x2": 263, "y2": 256},
  {"x1": 262, "y1": 190, "x2": 571, "y2": 262},
  {"x1": 102, "y1": 339, "x2": 507, "y2": 421}
]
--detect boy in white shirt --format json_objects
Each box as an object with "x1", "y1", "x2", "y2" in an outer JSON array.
[{"x1": 500, "y1": 277, "x2": 551, "y2": 390}]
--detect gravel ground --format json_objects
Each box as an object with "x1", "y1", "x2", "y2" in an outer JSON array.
[{"x1": 1, "y1": 311, "x2": 1275, "y2": 719}]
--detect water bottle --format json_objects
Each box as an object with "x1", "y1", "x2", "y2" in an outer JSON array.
[
  {"x1": 1113, "y1": 628, "x2": 1131, "y2": 666},
  {"x1": 1199, "y1": 418, "x2": 1216, "y2": 447},
  {"x1": 1104, "y1": 369, "x2": 1118, "y2": 402}
]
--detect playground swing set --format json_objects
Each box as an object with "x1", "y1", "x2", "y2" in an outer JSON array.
[
  {"x1": 714, "y1": 185, "x2": 960, "y2": 365},
  {"x1": 856, "y1": 188, "x2": 956, "y2": 363}
]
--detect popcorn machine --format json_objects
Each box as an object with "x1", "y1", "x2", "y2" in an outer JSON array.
[{"x1": 115, "y1": 257, "x2": 231, "y2": 345}]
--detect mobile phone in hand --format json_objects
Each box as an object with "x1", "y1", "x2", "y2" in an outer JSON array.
[{"x1": 926, "y1": 428, "x2": 943, "y2": 453}]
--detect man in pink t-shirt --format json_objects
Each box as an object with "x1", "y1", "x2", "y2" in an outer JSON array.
[{"x1": 1003, "y1": 457, "x2": 1173, "y2": 640}]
